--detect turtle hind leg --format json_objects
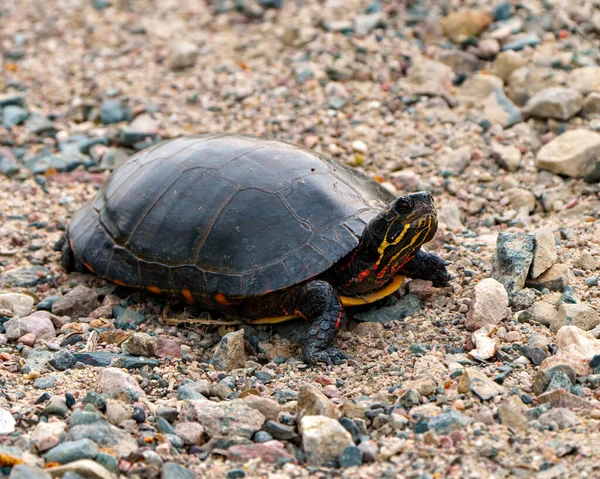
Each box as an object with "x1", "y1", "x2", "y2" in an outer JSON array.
[
  {"x1": 399, "y1": 250, "x2": 454, "y2": 287},
  {"x1": 243, "y1": 280, "x2": 349, "y2": 365},
  {"x1": 53, "y1": 233, "x2": 86, "y2": 273}
]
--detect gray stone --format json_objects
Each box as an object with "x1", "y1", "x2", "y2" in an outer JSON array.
[
  {"x1": 99, "y1": 147, "x2": 129, "y2": 170},
  {"x1": 169, "y1": 41, "x2": 199, "y2": 70},
  {"x1": 264, "y1": 420, "x2": 298, "y2": 440},
  {"x1": 72, "y1": 352, "x2": 158, "y2": 369},
  {"x1": 428, "y1": 409, "x2": 470, "y2": 434},
  {"x1": 538, "y1": 408, "x2": 578, "y2": 429},
  {"x1": 34, "y1": 376, "x2": 57, "y2": 389},
  {"x1": 526, "y1": 264, "x2": 574, "y2": 292},
  {"x1": 523, "y1": 87, "x2": 583, "y2": 120},
  {"x1": 179, "y1": 399, "x2": 266, "y2": 439},
  {"x1": 50, "y1": 350, "x2": 78, "y2": 371},
  {"x1": 354, "y1": 294, "x2": 421, "y2": 324},
  {"x1": 23, "y1": 348, "x2": 54, "y2": 374},
  {"x1": 178, "y1": 380, "x2": 210, "y2": 400},
  {"x1": 497, "y1": 403, "x2": 528, "y2": 431},
  {"x1": 123, "y1": 333, "x2": 157, "y2": 357},
  {"x1": 43, "y1": 439, "x2": 98, "y2": 464},
  {"x1": 69, "y1": 422, "x2": 138, "y2": 457},
  {"x1": 211, "y1": 330, "x2": 246, "y2": 371},
  {"x1": 100, "y1": 99, "x2": 131, "y2": 125},
  {"x1": 26, "y1": 150, "x2": 90, "y2": 175},
  {"x1": 97, "y1": 367, "x2": 146, "y2": 402},
  {"x1": 161, "y1": 462, "x2": 194, "y2": 479},
  {"x1": 9, "y1": 465, "x2": 51, "y2": 479},
  {"x1": 551, "y1": 303, "x2": 600, "y2": 333},
  {"x1": 502, "y1": 32, "x2": 540, "y2": 51},
  {"x1": 492, "y1": 232, "x2": 534, "y2": 298},
  {"x1": 0, "y1": 148, "x2": 20, "y2": 177},
  {"x1": 482, "y1": 87, "x2": 523, "y2": 128},
  {"x1": 339, "y1": 445, "x2": 363, "y2": 467},
  {"x1": 25, "y1": 113, "x2": 57, "y2": 136},
  {"x1": 43, "y1": 396, "x2": 69, "y2": 418},
  {"x1": 0, "y1": 266, "x2": 49, "y2": 287},
  {"x1": 530, "y1": 228, "x2": 557, "y2": 279},
  {"x1": 2, "y1": 105, "x2": 29, "y2": 128}
]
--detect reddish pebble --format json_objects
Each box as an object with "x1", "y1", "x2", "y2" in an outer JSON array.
[
  {"x1": 156, "y1": 338, "x2": 182, "y2": 358},
  {"x1": 504, "y1": 331, "x2": 521, "y2": 342},
  {"x1": 322, "y1": 385, "x2": 339, "y2": 398},
  {"x1": 440, "y1": 436, "x2": 454, "y2": 449},
  {"x1": 18, "y1": 333, "x2": 36, "y2": 346},
  {"x1": 566, "y1": 199, "x2": 579, "y2": 209}
]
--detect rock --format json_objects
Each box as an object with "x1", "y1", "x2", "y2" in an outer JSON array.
[
  {"x1": 179, "y1": 400, "x2": 265, "y2": 439},
  {"x1": 441, "y1": 9, "x2": 493, "y2": 43},
  {"x1": 354, "y1": 294, "x2": 421, "y2": 324},
  {"x1": 339, "y1": 445, "x2": 363, "y2": 467},
  {"x1": 526, "y1": 264, "x2": 574, "y2": 292},
  {"x1": 156, "y1": 338, "x2": 182, "y2": 358},
  {"x1": 0, "y1": 293, "x2": 34, "y2": 318},
  {"x1": 459, "y1": 73, "x2": 504, "y2": 102},
  {"x1": 161, "y1": 463, "x2": 194, "y2": 479},
  {"x1": 437, "y1": 50, "x2": 481, "y2": 75},
  {"x1": 8, "y1": 465, "x2": 51, "y2": 479},
  {"x1": 4, "y1": 311, "x2": 56, "y2": 341},
  {"x1": 34, "y1": 376, "x2": 57, "y2": 389},
  {"x1": 551, "y1": 303, "x2": 600, "y2": 333},
  {"x1": 438, "y1": 202, "x2": 463, "y2": 232},
  {"x1": 458, "y1": 368, "x2": 504, "y2": 400},
  {"x1": 211, "y1": 330, "x2": 246, "y2": 371},
  {"x1": 530, "y1": 228, "x2": 557, "y2": 279},
  {"x1": 72, "y1": 352, "x2": 158, "y2": 369},
  {"x1": 491, "y1": 50, "x2": 527, "y2": 82},
  {"x1": 523, "y1": 87, "x2": 583, "y2": 120},
  {"x1": 533, "y1": 364, "x2": 576, "y2": 395},
  {"x1": 211, "y1": 383, "x2": 233, "y2": 400},
  {"x1": 105, "y1": 399, "x2": 131, "y2": 426},
  {"x1": 354, "y1": 322, "x2": 384, "y2": 337},
  {"x1": 242, "y1": 395, "x2": 280, "y2": 421},
  {"x1": 18, "y1": 332, "x2": 36, "y2": 346},
  {"x1": 405, "y1": 59, "x2": 455, "y2": 97},
  {"x1": 353, "y1": 12, "x2": 383, "y2": 36},
  {"x1": 174, "y1": 422, "x2": 204, "y2": 445},
  {"x1": 123, "y1": 333, "x2": 157, "y2": 357},
  {"x1": 576, "y1": 252, "x2": 598, "y2": 271},
  {"x1": 469, "y1": 324, "x2": 497, "y2": 361},
  {"x1": 526, "y1": 302, "x2": 558, "y2": 327},
  {"x1": 0, "y1": 148, "x2": 20, "y2": 177},
  {"x1": 482, "y1": 88, "x2": 523, "y2": 128},
  {"x1": 50, "y1": 350, "x2": 77, "y2": 371},
  {"x1": 113, "y1": 307, "x2": 146, "y2": 330},
  {"x1": 228, "y1": 441, "x2": 297, "y2": 464},
  {"x1": 43, "y1": 439, "x2": 98, "y2": 464},
  {"x1": 536, "y1": 129, "x2": 600, "y2": 178},
  {"x1": 492, "y1": 232, "x2": 534, "y2": 297},
  {"x1": 439, "y1": 146, "x2": 471, "y2": 175},
  {"x1": 428, "y1": 409, "x2": 470, "y2": 434},
  {"x1": 583, "y1": 93, "x2": 600, "y2": 117},
  {"x1": 2, "y1": 105, "x2": 29, "y2": 128},
  {"x1": 26, "y1": 150, "x2": 90, "y2": 175},
  {"x1": 51, "y1": 286, "x2": 99, "y2": 319},
  {"x1": 506, "y1": 188, "x2": 535, "y2": 213},
  {"x1": 100, "y1": 99, "x2": 131, "y2": 125},
  {"x1": 470, "y1": 38, "x2": 500, "y2": 59},
  {"x1": 97, "y1": 368, "x2": 146, "y2": 402},
  {"x1": 569, "y1": 67, "x2": 600, "y2": 95},
  {"x1": 541, "y1": 326, "x2": 600, "y2": 376},
  {"x1": 69, "y1": 422, "x2": 138, "y2": 457},
  {"x1": 0, "y1": 409, "x2": 15, "y2": 434},
  {"x1": 178, "y1": 380, "x2": 210, "y2": 400},
  {"x1": 466, "y1": 278, "x2": 509, "y2": 331},
  {"x1": 169, "y1": 41, "x2": 199, "y2": 70},
  {"x1": 99, "y1": 148, "x2": 129, "y2": 170},
  {"x1": 43, "y1": 396, "x2": 69, "y2": 418},
  {"x1": 0, "y1": 266, "x2": 49, "y2": 287},
  {"x1": 32, "y1": 421, "x2": 66, "y2": 452},
  {"x1": 502, "y1": 32, "x2": 540, "y2": 51},
  {"x1": 538, "y1": 408, "x2": 578, "y2": 429},
  {"x1": 537, "y1": 388, "x2": 590, "y2": 410},
  {"x1": 491, "y1": 142, "x2": 522, "y2": 172},
  {"x1": 44, "y1": 459, "x2": 114, "y2": 479},
  {"x1": 297, "y1": 384, "x2": 340, "y2": 431},
  {"x1": 264, "y1": 420, "x2": 298, "y2": 441},
  {"x1": 497, "y1": 402, "x2": 528, "y2": 431},
  {"x1": 301, "y1": 416, "x2": 353, "y2": 466}
]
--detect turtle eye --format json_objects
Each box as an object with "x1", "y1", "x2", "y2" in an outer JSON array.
[{"x1": 393, "y1": 197, "x2": 413, "y2": 214}]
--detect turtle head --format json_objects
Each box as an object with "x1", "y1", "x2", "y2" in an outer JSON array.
[{"x1": 366, "y1": 191, "x2": 438, "y2": 273}]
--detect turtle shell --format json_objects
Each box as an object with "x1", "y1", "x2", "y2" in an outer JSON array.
[{"x1": 68, "y1": 134, "x2": 396, "y2": 297}]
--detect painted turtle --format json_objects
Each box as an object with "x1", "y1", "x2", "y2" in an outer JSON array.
[{"x1": 58, "y1": 134, "x2": 452, "y2": 364}]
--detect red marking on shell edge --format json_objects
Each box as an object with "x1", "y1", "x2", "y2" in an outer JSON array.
[
  {"x1": 294, "y1": 309, "x2": 307, "y2": 320},
  {"x1": 335, "y1": 310, "x2": 342, "y2": 329}
]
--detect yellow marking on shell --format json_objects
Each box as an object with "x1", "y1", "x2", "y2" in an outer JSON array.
[
  {"x1": 181, "y1": 289, "x2": 195, "y2": 304},
  {"x1": 215, "y1": 292, "x2": 232, "y2": 306},
  {"x1": 340, "y1": 274, "x2": 405, "y2": 306},
  {"x1": 147, "y1": 285, "x2": 161, "y2": 294},
  {"x1": 251, "y1": 315, "x2": 299, "y2": 325}
]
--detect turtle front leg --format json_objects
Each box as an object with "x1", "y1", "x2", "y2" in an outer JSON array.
[
  {"x1": 244, "y1": 280, "x2": 348, "y2": 365},
  {"x1": 399, "y1": 250, "x2": 454, "y2": 287}
]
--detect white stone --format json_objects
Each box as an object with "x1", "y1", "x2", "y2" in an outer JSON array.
[
  {"x1": 0, "y1": 409, "x2": 15, "y2": 435},
  {"x1": 466, "y1": 278, "x2": 509, "y2": 332},
  {"x1": 536, "y1": 129, "x2": 600, "y2": 178},
  {"x1": 569, "y1": 67, "x2": 600, "y2": 95},
  {"x1": 301, "y1": 415, "x2": 353, "y2": 466},
  {"x1": 523, "y1": 87, "x2": 583, "y2": 120},
  {"x1": 530, "y1": 227, "x2": 557, "y2": 279},
  {"x1": 0, "y1": 293, "x2": 34, "y2": 318}
]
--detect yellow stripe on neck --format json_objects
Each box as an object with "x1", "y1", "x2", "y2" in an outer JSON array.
[{"x1": 249, "y1": 275, "x2": 405, "y2": 325}]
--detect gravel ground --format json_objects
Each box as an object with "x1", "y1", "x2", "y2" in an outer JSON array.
[{"x1": 1, "y1": 0, "x2": 600, "y2": 478}]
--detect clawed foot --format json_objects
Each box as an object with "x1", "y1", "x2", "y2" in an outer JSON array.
[
  {"x1": 431, "y1": 263, "x2": 455, "y2": 288},
  {"x1": 302, "y1": 346, "x2": 349, "y2": 365}
]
